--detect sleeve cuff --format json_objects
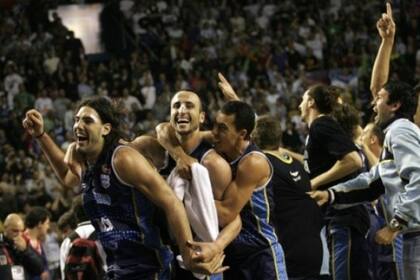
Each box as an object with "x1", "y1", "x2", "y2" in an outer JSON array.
[{"x1": 328, "y1": 189, "x2": 335, "y2": 204}]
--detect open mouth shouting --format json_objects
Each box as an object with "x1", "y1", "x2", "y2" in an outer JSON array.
[{"x1": 75, "y1": 132, "x2": 88, "y2": 145}]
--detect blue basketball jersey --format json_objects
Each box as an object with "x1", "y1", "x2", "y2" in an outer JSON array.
[{"x1": 81, "y1": 143, "x2": 173, "y2": 279}]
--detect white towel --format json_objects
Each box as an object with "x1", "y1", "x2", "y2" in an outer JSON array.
[{"x1": 167, "y1": 163, "x2": 219, "y2": 278}]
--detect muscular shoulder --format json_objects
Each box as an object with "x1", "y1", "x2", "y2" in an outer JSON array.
[
  {"x1": 237, "y1": 152, "x2": 270, "y2": 181},
  {"x1": 201, "y1": 150, "x2": 228, "y2": 168}
]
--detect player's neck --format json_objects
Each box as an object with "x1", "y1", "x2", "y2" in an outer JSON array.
[
  {"x1": 177, "y1": 130, "x2": 202, "y2": 154},
  {"x1": 227, "y1": 140, "x2": 250, "y2": 162},
  {"x1": 307, "y1": 111, "x2": 325, "y2": 127}
]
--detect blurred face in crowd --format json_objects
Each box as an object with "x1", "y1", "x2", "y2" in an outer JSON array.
[
  {"x1": 170, "y1": 91, "x2": 204, "y2": 136},
  {"x1": 373, "y1": 88, "x2": 399, "y2": 126},
  {"x1": 4, "y1": 214, "x2": 25, "y2": 239},
  {"x1": 212, "y1": 112, "x2": 243, "y2": 161},
  {"x1": 37, "y1": 218, "x2": 50, "y2": 240},
  {"x1": 73, "y1": 106, "x2": 111, "y2": 161}
]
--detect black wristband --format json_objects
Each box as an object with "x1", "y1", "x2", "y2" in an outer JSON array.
[{"x1": 35, "y1": 131, "x2": 45, "y2": 138}]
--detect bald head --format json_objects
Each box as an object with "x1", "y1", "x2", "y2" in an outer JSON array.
[{"x1": 4, "y1": 213, "x2": 24, "y2": 239}]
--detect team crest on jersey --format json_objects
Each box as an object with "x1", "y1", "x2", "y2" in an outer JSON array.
[{"x1": 100, "y1": 174, "x2": 111, "y2": 189}]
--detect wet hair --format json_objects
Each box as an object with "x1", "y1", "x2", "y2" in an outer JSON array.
[
  {"x1": 76, "y1": 97, "x2": 128, "y2": 146},
  {"x1": 307, "y1": 84, "x2": 340, "y2": 114},
  {"x1": 76, "y1": 97, "x2": 129, "y2": 170},
  {"x1": 384, "y1": 81, "x2": 417, "y2": 120},
  {"x1": 221, "y1": 101, "x2": 255, "y2": 139},
  {"x1": 253, "y1": 116, "x2": 282, "y2": 150},
  {"x1": 25, "y1": 207, "x2": 50, "y2": 229}
]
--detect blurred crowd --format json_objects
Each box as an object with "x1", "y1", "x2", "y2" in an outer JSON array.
[{"x1": 0, "y1": 0, "x2": 419, "y2": 277}]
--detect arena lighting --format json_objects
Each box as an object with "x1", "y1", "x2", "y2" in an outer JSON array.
[{"x1": 49, "y1": 3, "x2": 104, "y2": 54}]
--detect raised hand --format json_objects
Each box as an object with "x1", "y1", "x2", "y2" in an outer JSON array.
[
  {"x1": 176, "y1": 153, "x2": 197, "y2": 180},
  {"x1": 218, "y1": 72, "x2": 240, "y2": 101},
  {"x1": 376, "y1": 3, "x2": 395, "y2": 40},
  {"x1": 22, "y1": 109, "x2": 44, "y2": 137}
]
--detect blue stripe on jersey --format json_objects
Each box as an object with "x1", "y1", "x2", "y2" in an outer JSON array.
[
  {"x1": 251, "y1": 187, "x2": 287, "y2": 279},
  {"x1": 250, "y1": 188, "x2": 277, "y2": 243}
]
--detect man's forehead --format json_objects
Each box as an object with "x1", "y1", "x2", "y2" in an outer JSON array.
[
  {"x1": 172, "y1": 91, "x2": 201, "y2": 104},
  {"x1": 76, "y1": 106, "x2": 100, "y2": 119},
  {"x1": 216, "y1": 112, "x2": 234, "y2": 124}
]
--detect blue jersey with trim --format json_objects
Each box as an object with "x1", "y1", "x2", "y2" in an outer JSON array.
[
  {"x1": 160, "y1": 140, "x2": 213, "y2": 177},
  {"x1": 81, "y1": 143, "x2": 172, "y2": 278},
  {"x1": 227, "y1": 143, "x2": 279, "y2": 251}
]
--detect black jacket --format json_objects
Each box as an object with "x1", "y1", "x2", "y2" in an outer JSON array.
[{"x1": 0, "y1": 233, "x2": 45, "y2": 280}]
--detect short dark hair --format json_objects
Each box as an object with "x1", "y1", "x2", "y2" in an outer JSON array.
[
  {"x1": 384, "y1": 81, "x2": 417, "y2": 119},
  {"x1": 369, "y1": 123, "x2": 385, "y2": 146},
  {"x1": 307, "y1": 84, "x2": 340, "y2": 114},
  {"x1": 25, "y1": 207, "x2": 50, "y2": 229},
  {"x1": 253, "y1": 116, "x2": 282, "y2": 150},
  {"x1": 221, "y1": 101, "x2": 255, "y2": 139}
]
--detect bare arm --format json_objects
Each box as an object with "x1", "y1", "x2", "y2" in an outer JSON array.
[
  {"x1": 370, "y1": 3, "x2": 395, "y2": 99},
  {"x1": 202, "y1": 150, "x2": 232, "y2": 199},
  {"x1": 113, "y1": 147, "x2": 197, "y2": 266},
  {"x1": 22, "y1": 110, "x2": 79, "y2": 187},
  {"x1": 311, "y1": 151, "x2": 363, "y2": 190},
  {"x1": 216, "y1": 155, "x2": 270, "y2": 226}
]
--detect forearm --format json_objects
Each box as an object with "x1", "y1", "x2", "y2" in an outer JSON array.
[
  {"x1": 36, "y1": 133, "x2": 69, "y2": 183},
  {"x1": 215, "y1": 200, "x2": 237, "y2": 227},
  {"x1": 370, "y1": 38, "x2": 394, "y2": 98},
  {"x1": 332, "y1": 179, "x2": 384, "y2": 206},
  {"x1": 165, "y1": 200, "x2": 194, "y2": 256},
  {"x1": 215, "y1": 215, "x2": 241, "y2": 250},
  {"x1": 311, "y1": 152, "x2": 362, "y2": 190},
  {"x1": 156, "y1": 123, "x2": 187, "y2": 161}
]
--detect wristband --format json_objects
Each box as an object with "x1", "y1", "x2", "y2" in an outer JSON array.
[{"x1": 35, "y1": 131, "x2": 45, "y2": 138}]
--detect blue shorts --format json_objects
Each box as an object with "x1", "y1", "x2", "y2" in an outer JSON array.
[{"x1": 224, "y1": 242, "x2": 288, "y2": 280}]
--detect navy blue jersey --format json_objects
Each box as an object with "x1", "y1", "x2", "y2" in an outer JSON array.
[
  {"x1": 160, "y1": 140, "x2": 214, "y2": 177},
  {"x1": 81, "y1": 143, "x2": 172, "y2": 280},
  {"x1": 225, "y1": 143, "x2": 287, "y2": 280}
]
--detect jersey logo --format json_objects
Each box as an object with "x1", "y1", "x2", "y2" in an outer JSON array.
[
  {"x1": 289, "y1": 171, "x2": 301, "y2": 182},
  {"x1": 99, "y1": 217, "x2": 114, "y2": 232},
  {"x1": 100, "y1": 174, "x2": 111, "y2": 189}
]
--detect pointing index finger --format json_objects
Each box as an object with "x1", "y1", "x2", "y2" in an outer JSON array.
[{"x1": 386, "y1": 2, "x2": 393, "y2": 20}]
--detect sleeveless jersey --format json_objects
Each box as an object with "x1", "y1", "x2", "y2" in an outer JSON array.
[{"x1": 81, "y1": 143, "x2": 172, "y2": 279}]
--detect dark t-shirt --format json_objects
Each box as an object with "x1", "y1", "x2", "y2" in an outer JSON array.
[
  {"x1": 303, "y1": 115, "x2": 358, "y2": 189},
  {"x1": 303, "y1": 115, "x2": 369, "y2": 234},
  {"x1": 266, "y1": 152, "x2": 325, "y2": 277}
]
